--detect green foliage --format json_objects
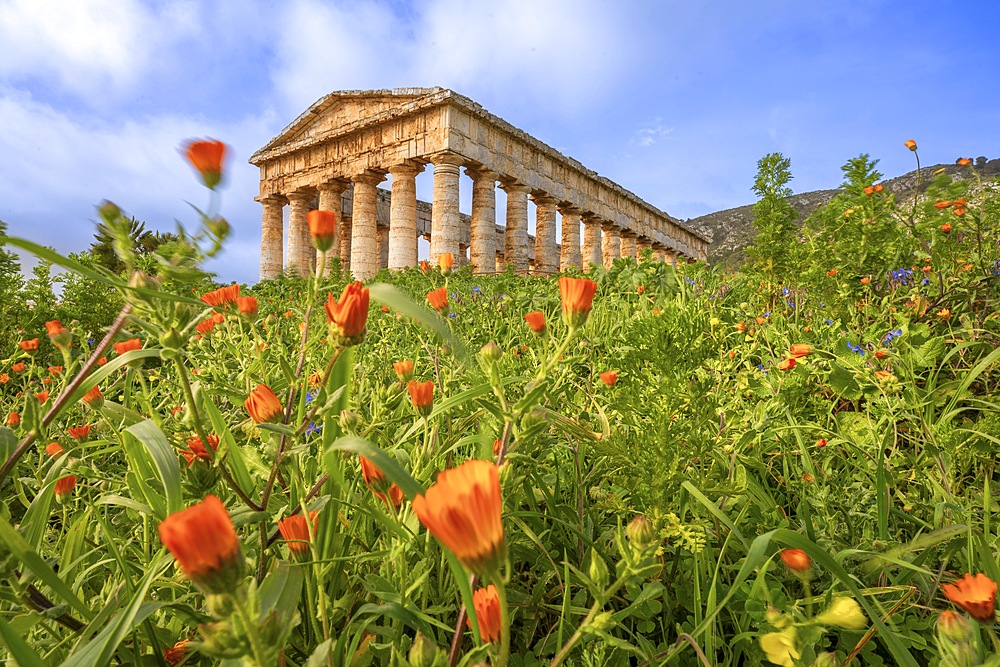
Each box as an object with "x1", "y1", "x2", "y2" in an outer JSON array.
[{"x1": 746, "y1": 153, "x2": 799, "y2": 279}]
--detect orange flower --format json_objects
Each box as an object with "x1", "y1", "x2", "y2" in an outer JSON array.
[
  {"x1": 201, "y1": 284, "x2": 240, "y2": 307},
  {"x1": 195, "y1": 318, "x2": 216, "y2": 336},
  {"x1": 158, "y1": 495, "x2": 244, "y2": 594},
  {"x1": 467, "y1": 584, "x2": 502, "y2": 643},
  {"x1": 863, "y1": 185, "x2": 875, "y2": 195},
  {"x1": 380, "y1": 305, "x2": 390, "y2": 313},
  {"x1": 97, "y1": 357, "x2": 107, "y2": 366},
  {"x1": 181, "y1": 434, "x2": 219, "y2": 466},
  {"x1": 34, "y1": 390, "x2": 49, "y2": 403},
  {"x1": 163, "y1": 639, "x2": 190, "y2": 666},
  {"x1": 874, "y1": 370, "x2": 893, "y2": 380},
  {"x1": 780, "y1": 548, "x2": 811, "y2": 572},
  {"x1": 559, "y1": 277, "x2": 598, "y2": 329},
  {"x1": 388, "y1": 483, "x2": 405, "y2": 509},
  {"x1": 957, "y1": 157, "x2": 972, "y2": 167},
  {"x1": 636, "y1": 285, "x2": 645, "y2": 294},
  {"x1": 278, "y1": 511, "x2": 319, "y2": 558},
  {"x1": 777, "y1": 358, "x2": 796, "y2": 371},
  {"x1": 245, "y1": 384, "x2": 283, "y2": 423},
  {"x1": 48, "y1": 365, "x2": 63, "y2": 375},
  {"x1": 44, "y1": 320, "x2": 71, "y2": 348},
  {"x1": 324, "y1": 281, "x2": 370, "y2": 345},
  {"x1": 438, "y1": 252, "x2": 454, "y2": 272},
  {"x1": 114, "y1": 338, "x2": 142, "y2": 355},
  {"x1": 874, "y1": 349, "x2": 889, "y2": 360},
  {"x1": 55, "y1": 475, "x2": 77, "y2": 501},
  {"x1": 860, "y1": 276, "x2": 870, "y2": 285},
  {"x1": 941, "y1": 222, "x2": 953, "y2": 233},
  {"x1": 307, "y1": 210, "x2": 338, "y2": 252},
  {"x1": 943, "y1": 573, "x2": 997, "y2": 623},
  {"x1": 11, "y1": 362, "x2": 25, "y2": 373},
  {"x1": 904, "y1": 139, "x2": 917, "y2": 151},
  {"x1": 393, "y1": 360, "x2": 415, "y2": 381},
  {"x1": 236, "y1": 296, "x2": 258, "y2": 319},
  {"x1": 68, "y1": 424, "x2": 92, "y2": 440},
  {"x1": 935, "y1": 200, "x2": 952, "y2": 209},
  {"x1": 599, "y1": 370, "x2": 618, "y2": 386},
  {"x1": 954, "y1": 198, "x2": 968, "y2": 207},
  {"x1": 953, "y1": 207, "x2": 966, "y2": 217},
  {"x1": 826, "y1": 269, "x2": 838, "y2": 277},
  {"x1": 0, "y1": 374, "x2": 7, "y2": 384},
  {"x1": 360, "y1": 455, "x2": 390, "y2": 494},
  {"x1": 874, "y1": 184, "x2": 884, "y2": 192},
  {"x1": 790, "y1": 344, "x2": 812, "y2": 358},
  {"x1": 815, "y1": 439, "x2": 827, "y2": 448},
  {"x1": 426, "y1": 287, "x2": 449, "y2": 313},
  {"x1": 184, "y1": 139, "x2": 226, "y2": 189},
  {"x1": 408, "y1": 380, "x2": 435, "y2": 417},
  {"x1": 81, "y1": 385, "x2": 104, "y2": 409},
  {"x1": 45, "y1": 442, "x2": 65, "y2": 457},
  {"x1": 419, "y1": 260, "x2": 431, "y2": 273},
  {"x1": 524, "y1": 311, "x2": 546, "y2": 334},
  {"x1": 937, "y1": 308, "x2": 952, "y2": 319},
  {"x1": 735, "y1": 321, "x2": 746, "y2": 333},
  {"x1": 412, "y1": 459, "x2": 505, "y2": 576},
  {"x1": 6, "y1": 412, "x2": 19, "y2": 427},
  {"x1": 18, "y1": 338, "x2": 39, "y2": 351}
]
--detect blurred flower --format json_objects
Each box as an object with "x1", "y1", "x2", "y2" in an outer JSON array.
[
  {"x1": 195, "y1": 318, "x2": 216, "y2": 336},
  {"x1": 559, "y1": 277, "x2": 597, "y2": 329},
  {"x1": 45, "y1": 320, "x2": 72, "y2": 349},
  {"x1": 735, "y1": 321, "x2": 746, "y2": 333},
  {"x1": 905, "y1": 139, "x2": 917, "y2": 151},
  {"x1": 307, "y1": 210, "x2": 337, "y2": 252},
  {"x1": 777, "y1": 358, "x2": 796, "y2": 371},
  {"x1": 412, "y1": 459, "x2": 505, "y2": 576},
  {"x1": 953, "y1": 207, "x2": 966, "y2": 216},
  {"x1": 426, "y1": 287, "x2": 449, "y2": 313},
  {"x1": 97, "y1": 357, "x2": 107, "y2": 366},
  {"x1": 359, "y1": 454, "x2": 392, "y2": 501},
  {"x1": 955, "y1": 198, "x2": 968, "y2": 207},
  {"x1": 18, "y1": 338, "x2": 38, "y2": 351},
  {"x1": 937, "y1": 610, "x2": 974, "y2": 642},
  {"x1": 278, "y1": 510, "x2": 319, "y2": 559},
  {"x1": 408, "y1": 380, "x2": 435, "y2": 417},
  {"x1": 380, "y1": 305, "x2": 390, "y2": 313},
  {"x1": 789, "y1": 344, "x2": 812, "y2": 358},
  {"x1": 438, "y1": 252, "x2": 454, "y2": 272},
  {"x1": 158, "y1": 495, "x2": 243, "y2": 594},
  {"x1": 934, "y1": 201, "x2": 952, "y2": 209},
  {"x1": 201, "y1": 284, "x2": 240, "y2": 307},
  {"x1": 45, "y1": 443, "x2": 64, "y2": 458},
  {"x1": 81, "y1": 385, "x2": 104, "y2": 409},
  {"x1": 34, "y1": 390, "x2": 49, "y2": 403},
  {"x1": 419, "y1": 260, "x2": 431, "y2": 273},
  {"x1": 814, "y1": 597, "x2": 867, "y2": 630},
  {"x1": 393, "y1": 360, "x2": 415, "y2": 381},
  {"x1": 48, "y1": 365, "x2": 63, "y2": 375},
  {"x1": 68, "y1": 425, "x2": 92, "y2": 440},
  {"x1": 6, "y1": 412, "x2": 19, "y2": 427},
  {"x1": 388, "y1": 483, "x2": 405, "y2": 509},
  {"x1": 524, "y1": 311, "x2": 546, "y2": 335},
  {"x1": 236, "y1": 296, "x2": 258, "y2": 319},
  {"x1": 943, "y1": 573, "x2": 997, "y2": 623},
  {"x1": 816, "y1": 439, "x2": 827, "y2": 448},
  {"x1": 599, "y1": 370, "x2": 618, "y2": 386},
  {"x1": 55, "y1": 475, "x2": 77, "y2": 501},
  {"x1": 183, "y1": 139, "x2": 226, "y2": 189},
  {"x1": 863, "y1": 185, "x2": 875, "y2": 195},
  {"x1": 860, "y1": 276, "x2": 870, "y2": 285},
  {"x1": 245, "y1": 384, "x2": 283, "y2": 423},
  {"x1": 114, "y1": 338, "x2": 142, "y2": 355},
  {"x1": 779, "y1": 548, "x2": 810, "y2": 572},
  {"x1": 325, "y1": 281, "x2": 370, "y2": 345},
  {"x1": 874, "y1": 370, "x2": 893, "y2": 380},
  {"x1": 468, "y1": 584, "x2": 502, "y2": 643},
  {"x1": 626, "y1": 515, "x2": 656, "y2": 546},
  {"x1": 636, "y1": 285, "x2": 645, "y2": 294},
  {"x1": 941, "y1": 222, "x2": 953, "y2": 233},
  {"x1": 759, "y1": 628, "x2": 800, "y2": 667},
  {"x1": 0, "y1": 374, "x2": 7, "y2": 384},
  {"x1": 957, "y1": 157, "x2": 972, "y2": 167},
  {"x1": 163, "y1": 639, "x2": 190, "y2": 666},
  {"x1": 937, "y1": 308, "x2": 951, "y2": 319},
  {"x1": 874, "y1": 183, "x2": 884, "y2": 192},
  {"x1": 181, "y1": 434, "x2": 219, "y2": 466},
  {"x1": 825, "y1": 269, "x2": 838, "y2": 277}
]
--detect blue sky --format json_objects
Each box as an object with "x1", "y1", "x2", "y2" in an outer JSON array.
[{"x1": 1, "y1": 0, "x2": 997, "y2": 285}]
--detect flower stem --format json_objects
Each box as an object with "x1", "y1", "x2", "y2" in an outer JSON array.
[
  {"x1": 230, "y1": 592, "x2": 268, "y2": 667},
  {"x1": 496, "y1": 579, "x2": 511, "y2": 667}
]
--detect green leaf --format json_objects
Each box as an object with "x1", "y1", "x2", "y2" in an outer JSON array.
[
  {"x1": 124, "y1": 419, "x2": 182, "y2": 516},
  {"x1": 325, "y1": 436, "x2": 424, "y2": 500},
  {"x1": 828, "y1": 361, "x2": 862, "y2": 400},
  {"x1": 258, "y1": 562, "x2": 305, "y2": 622},
  {"x1": 368, "y1": 283, "x2": 468, "y2": 361},
  {"x1": 0, "y1": 616, "x2": 47, "y2": 667}
]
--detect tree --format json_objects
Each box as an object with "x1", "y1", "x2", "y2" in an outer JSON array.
[
  {"x1": 745, "y1": 153, "x2": 798, "y2": 279},
  {"x1": 90, "y1": 216, "x2": 178, "y2": 275}
]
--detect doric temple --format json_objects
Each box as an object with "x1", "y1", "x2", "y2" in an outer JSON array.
[{"x1": 250, "y1": 87, "x2": 710, "y2": 280}]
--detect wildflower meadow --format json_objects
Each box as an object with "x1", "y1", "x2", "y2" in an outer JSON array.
[{"x1": 1, "y1": 140, "x2": 1000, "y2": 666}]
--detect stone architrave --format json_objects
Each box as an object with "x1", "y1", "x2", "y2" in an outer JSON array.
[
  {"x1": 531, "y1": 194, "x2": 558, "y2": 276},
  {"x1": 581, "y1": 215, "x2": 603, "y2": 271},
  {"x1": 501, "y1": 182, "x2": 531, "y2": 273},
  {"x1": 430, "y1": 153, "x2": 463, "y2": 265},
  {"x1": 259, "y1": 195, "x2": 286, "y2": 280},
  {"x1": 286, "y1": 191, "x2": 314, "y2": 277},
  {"x1": 350, "y1": 170, "x2": 386, "y2": 280},
  {"x1": 340, "y1": 217, "x2": 352, "y2": 271},
  {"x1": 601, "y1": 222, "x2": 621, "y2": 269},
  {"x1": 467, "y1": 167, "x2": 498, "y2": 274},
  {"x1": 318, "y1": 180, "x2": 348, "y2": 274},
  {"x1": 620, "y1": 232, "x2": 638, "y2": 260},
  {"x1": 558, "y1": 205, "x2": 582, "y2": 271},
  {"x1": 388, "y1": 161, "x2": 423, "y2": 270}
]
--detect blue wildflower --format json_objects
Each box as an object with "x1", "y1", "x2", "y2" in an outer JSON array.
[
  {"x1": 305, "y1": 422, "x2": 322, "y2": 435},
  {"x1": 449, "y1": 312, "x2": 457, "y2": 319},
  {"x1": 472, "y1": 286, "x2": 481, "y2": 294}
]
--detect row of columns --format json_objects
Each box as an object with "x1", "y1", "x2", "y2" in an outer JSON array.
[{"x1": 260, "y1": 155, "x2": 687, "y2": 281}]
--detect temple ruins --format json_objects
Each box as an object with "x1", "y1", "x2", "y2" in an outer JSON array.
[{"x1": 250, "y1": 87, "x2": 710, "y2": 280}]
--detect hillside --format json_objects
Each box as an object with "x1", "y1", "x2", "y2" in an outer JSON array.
[{"x1": 687, "y1": 156, "x2": 1000, "y2": 265}]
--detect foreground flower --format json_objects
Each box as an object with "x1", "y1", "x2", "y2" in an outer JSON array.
[
  {"x1": 393, "y1": 360, "x2": 415, "y2": 381},
  {"x1": 760, "y1": 628, "x2": 800, "y2": 667},
  {"x1": 943, "y1": 573, "x2": 997, "y2": 623},
  {"x1": 789, "y1": 344, "x2": 812, "y2": 358},
  {"x1": 45, "y1": 320, "x2": 71, "y2": 349},
  {"x1": 777, "y1": 358, "x2": 796, "y2": 371},
  {"x1": 325, "y1": 281, "x2": 370, "y2": 345},
  {"x1": 467, "y1": 584, "x2": 502, "y2": 643},
  {"x1": 18, "y1": 338, "x2": 38, "y2": 352},
  {"x1": 181, "y1": 434, "x2": 219, "y2": 466},
  {"x1": 814, "y1": 597, "x2": 867, "y2": 630},
  {"x1": 438, "y1": 252, "x2": 454, "y2": 272},
  {"x1": 81, "y1": 385, "x2": 104, "y2": 410},
  {"x1": 6, "y1": 412, "x2": 19, "y2": 427},
  {"x1": 524, "y1": 311, "x2": 546, "y2": 335},
  {"x1": 938, "y1": 610, "x2": 974, "y2": 642},
  {"x1": 559, "y1": 277, "x2": 597, "y2": 329},
  {"x1": 158, "y1": 495, "x2": 244, "y2": 594},
  {"x1": 201, "y1": 284, "x2": 240, "y2": 307},
  {"x1": 45, "y1": 442, "x2": 64, "y2": 456},
  {"x1": 184, "y1": 139, "x2": 226, "y2": 189},
  {"x1": 278, "y1": 511, "x2": 319, "y2": 559},
  {"x1": 426, "y1": 287, "x2": 449, "y2": 313},
  {"x1": 599, "y1": 370, "x2": 618, "y2": 386},
  {"x1": 163, "y1": 639, "x2": 190, "y2": 666},
  {"x1": 55, "y1": 476, "x2": 77, "y2": 501},
  {"x1": 307, "y1": 210, "x2": 337, "y2": 252},
  {"x1": 68, "y1": 424, "x2": 92, "y2": 440},
  {"x1": 236, "y1": 296, "x2": 258, "y2": 319},
  {"x1": 904, "y1": 139, "x2": 917, "y2": 151},
  {"x1": 408, "y1": 380, "x2": 435, "y2": 417},
  {"x1": 245, "y1": 384, "x2": 283, "y2": 423},
  {"x1": 113, "y1": 338, "x2": 142, "y2": 355},
  {"x1": 779, "y1": 548, "x2": 810, "y2": 573},
  {"x1": 412, "y1": 459, "x2": 505, "y2": 577}
]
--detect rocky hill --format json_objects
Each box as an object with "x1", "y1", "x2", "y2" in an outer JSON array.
[{"x1": 687, "y1": 156, "x2": 1000, "y2": 265}]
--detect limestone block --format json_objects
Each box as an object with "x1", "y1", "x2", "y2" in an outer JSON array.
[
  {"x1": 531, "y1": 194, "x2": 558, "y2": 275},
  {"x1": 350, "y1": 170, "x2": 385, "y2": 280},
  {"x1": 468, "y1": 167, "x2": 498, "y2": 274},
  {"x1": 387, "y1": 162, "x2": 422, "y2": 270},
  {"x1": 501, "y1": 182, "x2": 530, "y2": 273},
  {"x1": 430, "y1": 154, "x2": 463, "y2": 265},
  {"x1": 601, "y1": 223, "x2": 621, "y2": 269},
  {"x1": 259, "y1": 195, "x2": 286, "y2": 280},
  {"x1": 558, "y1": 206, "x2": 582, "y2": 271}
]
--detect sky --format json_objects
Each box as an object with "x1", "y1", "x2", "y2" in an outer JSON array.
[{"x1": 1, "y1": 0, "x2": 998, "y2": 285}]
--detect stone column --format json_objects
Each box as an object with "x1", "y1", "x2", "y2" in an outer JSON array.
[
  {"x1": 458, "y1": 243, "x2": 469, "y2": 268},
  {"x1": 350, "y1": 170, "x2": 386, "y2": 280},
  {"x1": 376, "y1": 226, "x2": 390, "y2": 270},
  {"x1": 286, "y1": 191, "x2": 314, "y2": 277},
  {"x1": 467, "y1": 167, "x2": 498, "y2": 274},
  {"x1": 531, "y1": 194, "x2": 559, "y2": 276},
  {"x1": 558, "y1": 206, "x2": 582, "y2": 271},
  {"x1": 620, "y1": 231, "x2": 638, "y2": 260},
  {"x1": 340, "y1": 217, "x2": 352, "y2": 271},
  {"x1": 430, "y1": 153, "x2": 463, "y2": 265},
  {"x1": 664, "y1": 249, "x2": 679, "y2": 268},
  {"x1": 601, "y1": 222, "x2": 621, "y2": 269},
  {"x1": 318, "y1": 181, "x2": 348, "y2": 274},
  {"x1": 501, "y1": 182, "x2": 530, "y2": 273},
  {"x1": 636, "y1": 238, "x2": 652, "y2": 262},
  {"x1": 581, "y1": 214, "x2": 603, "y2": 271},
  {"x1": 259, "y1": 195, "x2": 286, "y2": 280},
  {"x1": 388, "y1": 161, "x2": 422, "y2": 270}
]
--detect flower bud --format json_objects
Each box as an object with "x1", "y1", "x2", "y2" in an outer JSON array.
[
  {"x1": 626, "y1": 515, "x2": 656, "y2": 547},
  {"x1": 480, "y1": 341, "x2": 502, "y2": 363},
  {"x1": 937, "y1": 610, "x2": 973, "y2": 643},
  {"x1": 588, "y1": 547, "x2": 609, "y2": 589},
  {"x1": 339, "y1": 409, "x2": 362, "y2": 434},
  {"x1": 409, "y1": 632, "x2": 444, "y2": 667}
]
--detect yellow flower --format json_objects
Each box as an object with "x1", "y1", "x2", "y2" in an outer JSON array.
[
  {"x1": 814, "y1": 596, "x2": 867, "y2": 630},
  {"x1": 759, "y1": 628, "x2": 800, "y2": 667}
]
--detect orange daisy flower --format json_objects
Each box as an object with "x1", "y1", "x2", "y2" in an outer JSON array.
[
  {"x1": 163, "y1": 639, "x2": 190, "y2": 666},
  {"x1": 904, "y1": 139, "x2": 917, "y2": 151},
  {"x1": 201, "y1": 284, "x2": 240, "y2": 307},
  {"x1": 181, "y1": 434, "x2": 219, "y2": 466},
  {"x1": 523, "y1": 311, "x2": 546, "y2": 334},
  {"x1": 278, "y1": 510, "x2": 319, "y2": 559},
  {"x1": 426, "y1": 287, "x2": 449, "y2": 313},
  {"x1": 18, "y1": 338, "x2": 39, "y2": 351},
  {"x1": 943, "y1": 573, "x2": 997, "y2": 623},
  {"x1": 245, "y1": 384, "x2": 282, "y2": 424},
  {"x1": 81, "y1": 385, "x2": 104, "y2": 409},
  {"x1": 307, "y1": 210, "x2": 337, "y2": 252},
  {"x1": 599, "y1": 370, "x2": 618, "y2": 386},
  {"x1": 393, "y1": 360, "x2": 415, "y2": 381},
  {"x1": 45, "y1": 442, "x2": 64, "y2": 456},
  {"x1": 780, "y1": 548, "x2": 811, "y2": 573},
  {"x1": 438, "y1": 252, "x2": 455, "y2": 272},
  {"x1": 789, "y1": 344, "x2": 813, "y2": 358},
  {"x1": 467, "y1": 584, "x2": 502, "y2": 643},
  {"x1": 559, "y1": 277, "x2": 597, "y2": 329},
  {"x1": 183, "y1": 139, "x2": 226, "y2": 189},
  {"x1": 55, "y1": 476, "x2": 77, "y2": 501},
  {"x1": 6, "y1": 412, "x2": 19, "y2": 427},
  {"x1": 324, "y1": 281, "x2": 370, "y2": 345},
  {"x1": 236, "y1": 296, "x2": 258, "y2": 318},
  {"x1": 407, "y1": 380, "x2": 435, "y2": 417},
  {"x1": 113, "y1": 338, "x2": 142, "y2": 355},
  {"x1": 158, "y1": 495, "x2": 244, "y2": 594},
  {"x1": 777, "y1": 358, "x2": 796, "y2": 371},
  {"x1": 68, "y1": 425, "x2": 92, "y2": 440}
]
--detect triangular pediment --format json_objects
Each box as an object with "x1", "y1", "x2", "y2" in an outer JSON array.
[{"x1": 251, "y1": 87, "x2": 446, "y2": 163}]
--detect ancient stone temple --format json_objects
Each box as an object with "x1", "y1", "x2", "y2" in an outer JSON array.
[{"x1": 250, "y1": 87, "x2": 710, "y2": 280}]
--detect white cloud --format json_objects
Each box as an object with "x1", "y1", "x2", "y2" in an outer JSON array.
[{"x1": 630, "y1": 118, "x2": 674, "y2": 147}]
